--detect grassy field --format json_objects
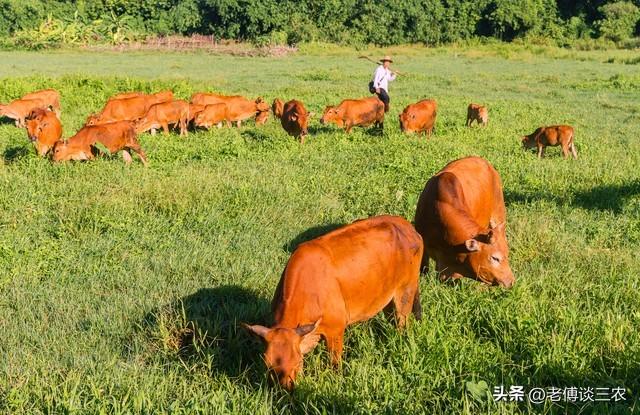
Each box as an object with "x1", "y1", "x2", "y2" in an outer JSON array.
[{"x1": 0, "y1": 44, "x2": 639, "y2": 414}]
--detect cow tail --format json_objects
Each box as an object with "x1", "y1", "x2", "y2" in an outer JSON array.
[{"x1": 412, "y1": 285, "x2": 422, "y2": 321}]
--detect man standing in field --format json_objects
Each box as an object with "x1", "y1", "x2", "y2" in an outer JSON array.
[{"x1": 370, "y1": 55, "x2": 396, "y2": 112}]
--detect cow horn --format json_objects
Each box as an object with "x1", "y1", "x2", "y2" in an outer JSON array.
[{"x1": 295, "y1": 318, "x2": 321, "y2": 337}]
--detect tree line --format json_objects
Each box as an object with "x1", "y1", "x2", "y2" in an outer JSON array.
[{"x1": 1, "y1": 0, "x2": 639, "y2": 48}]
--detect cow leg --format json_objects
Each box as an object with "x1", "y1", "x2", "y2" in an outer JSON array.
[
  {"x1": 236, "y1": 120, "x2": 242, "y2": 128},
  {"x1": 128, "y1": 145, "x2": 148, "y2": 167},
  {"x1": 344, "y1": 122, "x2": 353, "y2": 133},
  {"x1": 393, "y1": 283, "x2": 420, "y2": 329},
  {"x1": 561, "y1": 144, "x2": 569, "y2": 159},
  {"x1": 151, "y1": 128, "x2": 157, "y2": 136},
  {"x1": 299, "y1": 135, "x2": 305, "y2": 145},
  {"x1": 537, "y1": 145, "x2": 545, "y2": 159},
  {"x1": 570, "y1": 142, "x2": 578, "y2": 159},
  {"x1": 323, "y1": 330, "x2": 345, "y2": 367},
  {"x1": 162, "y1": 123, "x2": 170, "y2": 135},
  {"x1": 121, "y1": 150, "x2": 133, "y2": 164}
]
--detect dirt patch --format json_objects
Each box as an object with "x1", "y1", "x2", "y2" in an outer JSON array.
[{"x1": 82, "y1": 35, "x2": 297, "y2": 57}]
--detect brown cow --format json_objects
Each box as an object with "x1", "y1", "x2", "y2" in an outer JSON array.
[
  {"x1": 25, "y1": 108, "x2": 63, "y2": 156},
  {"x1": 320, "y1": 97, "x2": 384, "y2": 133},
  {"x1": 243, "y1": 215, "x2": 423, "y2": 390},
  {"x1": 137, "y1": 100, "x2": 190, "y2": 136},
  {"x1": 414, "y1": 156, "x2": 514, "y2": 288},
  {"x1": 22, "y1": 89, "x2": 61, "y2": 117},
  {"x1": 273, "y1": 99, "x2": 312, "y2": 143},
  {"x1": 87, "y1": 91, "x2": 174, "y2": 125},
  {"x1": 521, "y1": 125, "x2": 577, "y2": 159},
  {"x1": 193, "y1": 103, "x2": 229, "y2": 129},
  {"x1": 52, "y1": 121, "x2": 147, "y2": 166},
  {"x1": 188, "y1": 103, "x2": 206, "y2": 123},
  {"x1": 399, "y1": 99, "x2": 437, "y2": 136},
  {"x1": 466, "y1": 103, "x2": 488, "y2": 127},
  {"x1": 272, "y1": 98, "x2": 284, "y2": 118},
  {"x1": 191, "y1": 93, "x2": 269, "y2": 127},
  {"x1": 0, "y1": 99, "x2": 51, "y2": 128}
]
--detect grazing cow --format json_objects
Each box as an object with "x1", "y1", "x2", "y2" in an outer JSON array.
[
  {"x1": 414, "y1": 156, "x2": 514, "y2": 288},
  {"x1": 521, "y1": 125, "x2": 577, "y2": 159},
  {"x1": 273, "y1": 99, "x2": 312, "y2": 143},
  {"x1": 320, "y1": 97, "x2": 384, "y2": 133},
  {"x1": 466, "y1": 104, "x2": 488, "y2": 127},
  {"x1": 399, "y1": 99, "x2": 437, "y2": 136},
  {"x1": 25, "y1": 108, "x2": 63, "y2": 156},
  {"x1": 191, "y1": 93, "x2": 269, "y2": 126},
  {"x1": 87, "y1": 91, "x2": 174, "y2": 125},
  {"x1": 22, "y1": 89, "x2": 61, "y2": 117},
  {"x1": 243, "y1": 215, "x2": 423, "y2": 390},
  {"x1": 193, "y1": 103, "x2": 229, "y2": 129},
  {"x1": 52, "y1": 121, "x2": 147, "y2": 166},
  {"x1": 188, "y1": 103, "x2": 206, "y2": 123},
  {"x1": 0, "y1": 99, "x2": 51, "y2": 128},
  {"x1": 137, "y1": 100, "x2": 190, "y2": 136}
]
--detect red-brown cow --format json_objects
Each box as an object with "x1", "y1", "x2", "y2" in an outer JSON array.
[
  {"x1": 243, "y1": 215, "x2": 423, "y2": 390},
  {"x1": 320, "y1": 97, "x2": 384, "y2": 133},
  {"x1": 137, "y1": 100, "x2": 190, "y2": 136},
  {"x1": 188, "y1": 103, "x2": 206, "y2": 123},
  {"x1": 0, "y1": 99, "x2": 51, "y2": 128},
  {"x1": 466, "y1": 103, "x2": 488, "y2": 127},
  {"x1": 414, "y1": 156, "x2": 514, "y2": 288},
  {"x1": 87, "y1": 91, "x2": 174, "y2": 125},
  {"x1": 272, "y1": 98, "x2": 284, "y2": 118},
  {"x1": 399, "y1": 99, "x2": 437, "y2": 136},
  {"x1": 191, "y1": 93, "x2": 269, "y2": 127},
  {"x1": 25, "y1": 108, "x2": 63, "y2": 156},
  {"x1": 193, "y1": 103, "x2": 229, "y2": 129},
  {"x1": 521, "y1": 125, "x2": 577, "y2": 159},
  {"x1": 273, "y1": 99, "x2": 312, "y2": 143},
  {"x1": 22, "y1": 89, "x2": 61, "y2": 117},
  {"x1": 52, "y1": 121, "x2": 147, "y2": 166}
]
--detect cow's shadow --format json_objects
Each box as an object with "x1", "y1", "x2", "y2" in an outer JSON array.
[
  {"x1": 138, "y1": 285, "x2": 271, "y2": 381},
  {"x1": 3, "y1": 145, "x2": 31, "y2": 163},
  {"x1": 283, "y1": 223, "x2": 345, "y2": 253}
]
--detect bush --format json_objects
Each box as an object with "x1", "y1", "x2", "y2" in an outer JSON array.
[{"x1": 597, "y1": 1, "x2": 640, "y2": 42}]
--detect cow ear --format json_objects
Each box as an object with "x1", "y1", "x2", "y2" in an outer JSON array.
[
  {"x1": 241, "y1": 323, "x2": 270, "y2": 339},
  {"x1": 464, "y1": 239, "x2": 480, "y2": 252},
  {"x1": 295, "y1": 318, "x2": 321, "y2": 337},
  {"x1": 290, "y1": 115, "x2": 297, "y2": 122}
]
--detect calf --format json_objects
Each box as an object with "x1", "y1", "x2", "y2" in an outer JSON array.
[
  {"x1": 25, "y1": 108, "x2": 63, "y2": 156},
  {"x1": 193, "y1": 103, "x2": 229, "y2": 129},
  {"x1": 399, "y1": 99, "x2": 437, "y2": 136},
  {"x1": 521, "y1": 125, "x2": 577, "y2": 159},
  {"x1": 320, "y1": 97, "x2": 384, "y2": 133},
  {"x1": 466, "y1": 103, "x2": 488, "y2": 127},
  {"x1": 414, "y1": 156, "x2": 514, "y2": 287},
  {"x1": 273, "y1": 99, "x2": 312, "y2": 143},
  {"x1": 137, "y1": 100, "x2": 190, "y2": 136},
  {"x1": 52, "y1": 121, "x2": 147, "y2": 166},
  {"x1": 272, "y1": 98, "x2": 284, "y2": 118},
  {"x1": 0, "y1": 99, "x2": 51, "y2": 128},
  {"x1": 22, "y1": 89, "x2": 61, "y2": 117},
  {"x1": 244, "y1": 215, "x2": 423, "y2": 390}
]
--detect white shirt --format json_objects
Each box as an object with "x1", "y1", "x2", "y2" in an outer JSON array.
[{"x1": 372, "y1": 65, "x2": 396, "y2": 92}]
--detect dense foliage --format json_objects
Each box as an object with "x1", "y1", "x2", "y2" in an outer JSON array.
[{"x1": 0, "y1": 0, "x2": 639, "y2": 47}]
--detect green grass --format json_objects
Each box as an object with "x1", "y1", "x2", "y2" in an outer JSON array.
[{"x1": 0, "y1": 45, "x2": 639, "y2": 414}]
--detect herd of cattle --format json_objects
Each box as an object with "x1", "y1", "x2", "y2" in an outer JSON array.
[
  {"x1": 0, "y1": 88, "x2": 578, "y2": 163},
  {"x1": 0, "y1": 87, "x2": 580, "y2": 390}
]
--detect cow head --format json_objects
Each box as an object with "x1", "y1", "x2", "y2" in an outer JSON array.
[
  {"x1": 255, "y1": 110, "x2": 270, "y2": 125},
  {"x1": 25, "y1": 111, "x2": 47, "y2": 142},
  {"x1": 243, "y1": 319, "x2": 320, "y2": 391},
  {"x1": 85, "y1": 114, "x2": 100, "y2": 126},
  {"x1": 135, "y1": 116, "x2": 155, "y2": 134},
  {"x1": 521, "y1": 133, "x2": 537, "y2": 150},
  {"x1": 460, "y1": 220, "x2": 514, "y2": 288},
  {"x1": 290, "y1": 110, "x2": 311, "y2": 137},
  {"x1": 272, "y1": 99, "x2": 284, "y2": 118},
  {"x1": 320, "y1": 106, "x2": 342, "y2": 127},
  {"x1": 52, "y1": 140, "x2": 92, "y2": 162},
  {"x1": 254, "y1": 97, "x2": 270, "y2": 113},
  {"x1": 152, "y1": 90, "x2": 174, "y2": 104},
  {"x1": 399, "y1": 110, "x2": 417, "y2": 133}
]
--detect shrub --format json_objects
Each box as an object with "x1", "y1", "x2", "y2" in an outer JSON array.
[{"x1": 596, "y1": 1, "x2": 640, "y2": 42}]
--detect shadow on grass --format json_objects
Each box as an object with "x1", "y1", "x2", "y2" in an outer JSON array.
[
  {"x1": 504, "y1": 180, "x2": 640, "y2": 214},
  {"x1": 3, "y1": 145, "x2": 31, "y2": 163},
  {"x1": 283, "y1": 223, "x2": 345, "y2": 253},
  {"x1": 139, "y1": 285, "x2": 271, "y2": 381}
]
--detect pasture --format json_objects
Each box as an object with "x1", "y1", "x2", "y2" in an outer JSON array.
[{"x1": 0, "y1": 44, "x2": 639, "y2": 414}]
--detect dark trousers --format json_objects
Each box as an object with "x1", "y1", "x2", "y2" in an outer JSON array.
[{"x1": 376, "y1": 88, "x2": 390, "y2": 112}]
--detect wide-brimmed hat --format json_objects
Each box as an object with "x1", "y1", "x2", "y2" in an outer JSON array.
[{"x1": 380, "y1": 55, "x2": 393, "y2": 63}]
